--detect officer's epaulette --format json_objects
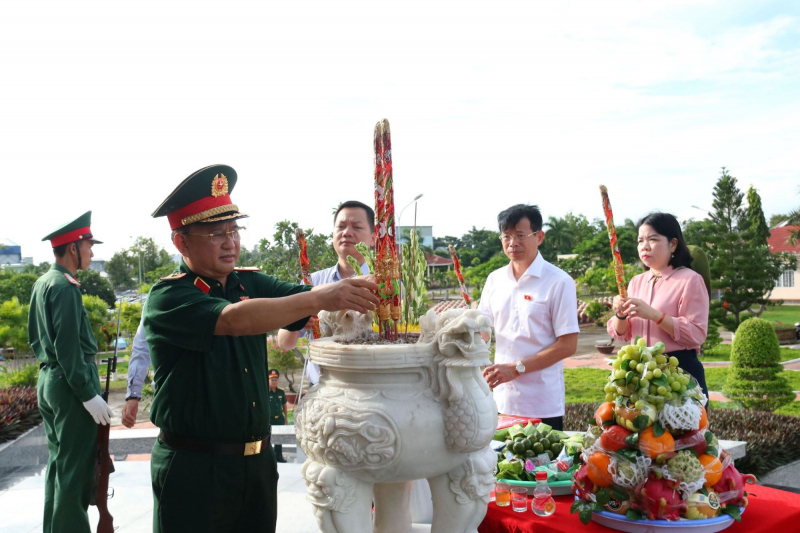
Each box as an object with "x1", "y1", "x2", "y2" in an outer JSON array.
[
  {"x1": 277, "y1": 387, "x2": 284, "y2": 392},
  {"x1": 159, "y1": 272, "x2": 187, "y2": 281},
  {"x1": 234, "y1": 266, "x2": 261, "y2": 272},
  {"x1": 63, "y1": 273, "x2": 81, "y2": 287}
]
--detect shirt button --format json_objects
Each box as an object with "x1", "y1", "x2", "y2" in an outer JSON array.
[
  {"x1": 252, "y1": 402, "x2": 256, "y2": 407},
  {"x1": 244, "y1": 368, "x2": 248, "y2": 373}
]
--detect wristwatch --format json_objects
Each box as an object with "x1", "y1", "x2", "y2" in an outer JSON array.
[
  {"x1": 125, "y1": 395, "x2": 141, "y2": 402},
  {"x1": 515, "y1": 361, "x2": 526, "y2": 374}
]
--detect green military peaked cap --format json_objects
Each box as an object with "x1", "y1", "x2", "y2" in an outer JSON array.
[
  {"x1": 152, "y1": 164, "x2": 248, "y2": 230},
  {"x1": 42, "y1": 211, "x2": 102, "y2": 248},
  {"x1": 268, "y1": 369, "x2": 280, "y2": 378}
]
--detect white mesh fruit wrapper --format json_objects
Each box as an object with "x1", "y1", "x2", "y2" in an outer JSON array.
[
  {"x1": 658, "y1": 399, "x2": 701, "y2": 431},
  {"x1": 610, "y1": 455, "x2": 650, "y2": 490},
  {"x1": 656, "y1": 464, "x2": 705, "y2": 500}
]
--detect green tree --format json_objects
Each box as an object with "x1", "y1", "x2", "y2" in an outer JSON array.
[
  {"x1": 541, "y1": 212, "x2": 598, "y2": 261},
  {"x1": 0, "y1": 297, "x2": 30, "y2": 355},
  {"x1": 463, "y1": 253, "x2": 510, "y2": 300},
  {"x1": 745, "y1": 186, "x2": 770, "y2": 245},
  {"x1": 119, "y1": 302, "x2": 143, "y2": 341},
  {"x1": 144, "y1": 264, "x2": 179, "y2": 284},
  {"x1": 20, "y1": 262, "x2": 51, "y2": 275},
  {"x1": 456, "y1": 227, "x2": 501, "y2": 267},
  {"x1": 768, "y1": 213, "x2": 789, "y2": 228},
  {"x1": 572, "y1": 219, "x2": 639, "y2": 268},
  {"x1": 257, "y1": 221, "x2": 336, "y2": 283},
  {"x1": 75, "y1": 269, "x2": 116, "y2": 308},
  {"x1": 702, "y1": 168, "x2": 796, "y2": 331},
  {"x1": 267, "y1": 339, "x2": 303, "y2": 393},
  {"x1": 106, "y1": 237, "x2": 174, "y2": 289},
  {"x1": 0, "y1": 272, "x2": 38, "y2": 304},
  {"x1": 82, "y1": 295, "x2": 112, "y2": 352}
]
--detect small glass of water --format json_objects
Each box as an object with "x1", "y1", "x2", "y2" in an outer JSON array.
[
  {"x1": 495, "y1": 482, "x2": 511, "y2": 507},
  {"x1": 511, "y1": 486, "x2": 528, "y2": 513}
]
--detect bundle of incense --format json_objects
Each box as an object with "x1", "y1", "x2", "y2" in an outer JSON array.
[
  {"x1": 599, "y1": 185, "x2": 628, "y2": 298},
  {"x1": 448, "y1": 244, "x2": 471, "y2": 305},
  {"x1": 294, "y1": 227, "x2": 321, "y2": 339},
  {"x1": 373, "y1": 119, "x2": 400, "y2": 340}
]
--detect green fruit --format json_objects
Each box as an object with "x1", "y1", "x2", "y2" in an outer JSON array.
[
  {"x1": 533, "y1": 442, "x2": 544, "y2": 455},
  {"x1": 522, "y1": 439, "x2": 533, "y2": 451},
  {"x1": 546, "y1": 450, "x2": 555, "y2": 461},
  {"x1": 636, "y1": 363, "x2": 645, "y2": 373},
  {"x1": 639, "y1": 379, "x2": 649, "y2": 389},
  {"x1": 653, "y1": 368, "x2": 662, "y2": 378},
  {"x1": 513, "y1": 442, "x2": 526, "y2": 455},
  {"x1": 525, "y1": 450, "x2": 536, "y2": 458},
  {"x1": 656, "y1": 354, "x2": 667, "y2": 364},
  {"x1": 637, "y1": 338, "x2": 647, "y2": 348},
  {"x1": 657, "y1": 386, "x2": 667, "y2": 395},
  {"x1": 669, "y1": 356, "x2": 679, "y2": 367},
  {"x1": 547, "y1": 433, "x2": 560, "y2": 444},
  {"x1": 539, "y1": 439, "x2": 551, "y2": 451},
  {"x1": 550, "y1": 442, "x2": 563, "y2": 456}
]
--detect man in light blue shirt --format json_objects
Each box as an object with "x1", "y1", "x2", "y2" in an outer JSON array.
[
  {"x1": 121, "y1": 316, "x2": 151, "y2": 427},
  {"x1": 277, "y1": 200, "x2": 376, "y2": 383}
]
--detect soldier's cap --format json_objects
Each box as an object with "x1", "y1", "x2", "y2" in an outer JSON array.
[
  {"x1": 152, "y1": 164, "x2": 248, "y2": 230},
  {"x1": 42, "y1": 211, "x2": 103, "y2": 248},
  {"x1": 268, "y1": 369, "x2": 280, "y2": 379}
]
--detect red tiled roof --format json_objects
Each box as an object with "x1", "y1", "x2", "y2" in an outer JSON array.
[
  {"x1": 767, "y1": 225, "x2": 800, "y2": 254},
  {"x1": 425, "y1": 252, "x2": 453, "y2": 266},
  {"x1": 431, "y1": 300, "x2": 469, "y2": 314}
]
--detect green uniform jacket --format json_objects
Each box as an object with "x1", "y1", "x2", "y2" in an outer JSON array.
[
  {"x1": 268, "y1": 387, "x2": 287, "y2": 425},
  {"x1": 28, "y1": 264, "x2": 99, "y2": 402},
  {"x1": 143, "y1": 261, "x2": 310, "y2": 442}
]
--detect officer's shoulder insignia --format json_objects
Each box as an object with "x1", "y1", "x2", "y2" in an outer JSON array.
[
  {"x1": 193, "y1": 277, "x2": 211, "y2": 294},
  {"x1": 278, "y1": 387, "x2": 285, "y2": 392},
  {"x1": 159, "y1": 272, "x2": 187, "y2": 281},
  {"x1": 234, "y1": 266, "x2": 261, "y2": 272},
  {"x1": 63, "y1": 273, "x2": 81, "y2": 287}
]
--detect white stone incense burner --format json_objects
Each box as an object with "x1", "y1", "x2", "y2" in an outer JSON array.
[{"x1": 295, "y1": 308, "x2": 498, "y2": 533}]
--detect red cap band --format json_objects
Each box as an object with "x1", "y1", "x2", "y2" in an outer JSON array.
[
  {"x1": 50, "y1": 226, "x2": 92, "y2": 248},
  {"x1": 167, "y1": 194, "x2": 233, "y2": 230}
]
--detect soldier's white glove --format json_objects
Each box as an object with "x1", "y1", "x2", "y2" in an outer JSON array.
[{"x1": 83, "y1": 395, "x2": 113, "y2": 425}]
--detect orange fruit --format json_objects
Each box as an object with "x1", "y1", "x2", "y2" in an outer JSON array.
[
  {"x1": 594, "y1": 402, "x2": 615, "y2": 427},
  {"x1": 698, "y1": 405, "x2": 708, "y2": 430},
  {"x1": 638, "y1": 426, "x2": 675, "y2": 459},
  {"x1": 698, "y1": 454, "x2": 723, "y2": 487},
  {"x1": 586, "y1": 452, "x2": 614, "y2": 487}
]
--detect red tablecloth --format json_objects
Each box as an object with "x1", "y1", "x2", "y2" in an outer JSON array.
[{"x1": 479, "y1": 484, "x2": 800, "y2": 533}]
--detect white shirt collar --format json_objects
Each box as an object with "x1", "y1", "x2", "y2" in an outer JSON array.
[{"x1": 505, "y1": 251, "x2": 545, "y2": 282}]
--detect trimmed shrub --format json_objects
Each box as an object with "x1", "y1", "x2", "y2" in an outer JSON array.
[
  {"x1": 0, "y1": 363, "x2": 40, "y2": 389},
  {"x1": 0, "y1": 385, "x2": 41, "y2": 444},
  {"x1": 723, "y1": 318, "x2": 794, "y2": 411},
  {"x1": 709, "y1": 409, "x2": 800, "y2": 478}
]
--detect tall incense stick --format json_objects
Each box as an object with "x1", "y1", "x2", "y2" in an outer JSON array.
[
  {"x1": 599, "y1": 185, "x2": 628, "y2": 298},
  {"x1": 374, "y1": 119, "x2": 400, "y2": 340}
]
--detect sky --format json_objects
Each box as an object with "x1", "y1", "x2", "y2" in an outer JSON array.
[{"x1": 2, "y1": 0, "x2": 799, "y2": 264}]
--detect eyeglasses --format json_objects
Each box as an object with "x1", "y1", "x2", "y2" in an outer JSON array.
[
  {"x1": 183, "y1": 226, "x2": 246, "y2": 245},
  {"x1": 499, "y1": 231, "x2": 538, "y2": 244}
]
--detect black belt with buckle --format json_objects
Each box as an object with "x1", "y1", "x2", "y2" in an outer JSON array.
[{"x1": 158, "y1": 430, "x2": 271, "y2": 456}]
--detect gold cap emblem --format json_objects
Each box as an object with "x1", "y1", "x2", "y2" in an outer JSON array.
[{"x1": 211, "y1": 174, "x2": 229, "y2": 198}]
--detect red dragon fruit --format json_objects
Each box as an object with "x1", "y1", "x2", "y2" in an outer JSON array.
[
  {"x1": 634, "y1": 473, "x2": 686, "y2": 521},
  {"x1": 572, "y1": 463, "x2": 595, "y2": 500},
  {"x1": 712, "y1": 463, "x2": 756, "y2": 507}
]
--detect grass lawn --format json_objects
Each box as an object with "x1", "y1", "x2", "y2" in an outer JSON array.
[
  {"x1": 564, "y1": 367, "x2": 800, "y2": 418},
  {"x1": 758, "y1": 307, "x2": 800, "y2": 326},
  {"x1": 702, "y1": 367, "x2": 800, "y2": 392},
  {"x1": 564, "y1": 368, "x2": 608, "y2": 404},
  {"x1": 701, "y1": 344, "x2": 799, "y2": 363}
]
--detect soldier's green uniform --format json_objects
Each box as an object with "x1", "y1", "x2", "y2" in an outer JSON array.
[
  {"x1": 267, "y1": 370, "x2": 287, "y2": 426},
  {"x1": 28, "y1": 212, "x2": 103, "y2": 533},
  {"x1": 144, "y1": 165, "x2": 311, "y2": 533}
]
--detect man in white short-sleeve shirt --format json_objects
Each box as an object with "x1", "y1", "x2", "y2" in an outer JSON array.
[{"x1": 480, "y1": 204, "x2": 579, "y2": 431}]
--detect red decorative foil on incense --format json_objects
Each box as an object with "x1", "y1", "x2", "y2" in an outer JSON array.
[
  {"x1": 295, "y1": 227, "x2": 321, "y2": 339},
  {"x1": 599, "y1": 185, "x2": 628, "y2": 298},
  {"x1": 448, "y1": 244, "x2": 471, "y2": 306},
  {"x1": 374, "y1": 119, "x2": 400, "y2": 340}
]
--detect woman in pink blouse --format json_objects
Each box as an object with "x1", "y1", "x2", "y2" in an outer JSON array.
[{"x1": 608, "y1": 212, "x2": 709, "y2": 400}]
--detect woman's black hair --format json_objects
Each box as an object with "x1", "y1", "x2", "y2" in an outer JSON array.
[{"x1": 636, "y1": 212, "x2": 693, "y2": 269}]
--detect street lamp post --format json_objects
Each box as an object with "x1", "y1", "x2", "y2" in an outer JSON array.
[{"x1": 398, "y1": 194, "x2": 424, "y2": 242}]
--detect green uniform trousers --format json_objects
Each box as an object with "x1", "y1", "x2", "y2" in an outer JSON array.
[
  {"x1": 151, "y1": 438, "x2": 280, "y2": 533},
  {"x1": 37, "y1": 364, "x2": 101, "y2": 533}
]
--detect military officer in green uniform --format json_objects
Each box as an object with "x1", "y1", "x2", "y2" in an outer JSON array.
[
  {"x1": 143, "y1": 164, "x2": 379, "y2": 533},
  {"x1": 28, "y1": 211, "x2": 113, "y2": 533},
  {"x1": 267, "y1": 369, "x2": 288, "y2": 462}
]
